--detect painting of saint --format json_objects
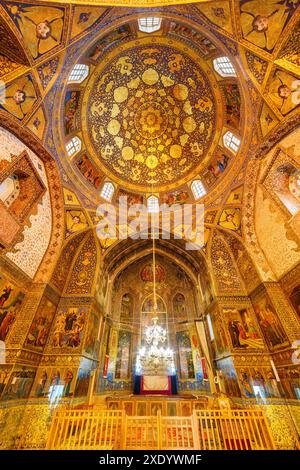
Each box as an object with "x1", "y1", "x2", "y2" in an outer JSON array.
[
  {"x1": 253, "y1": 297, "x2": 289, "y2": 350},
  {"x1": 76, "y1": 154, "x2": 102, "y2": 189},
  {"x1": 268, "y1": 70, "x2": 300, "y2": 115},
  {"x1": 120, "y1": 293, "x2": 133, "y2": 321},
  {"x1": 224, "y1": 308, "x2": 264, "y2": 350},
  {"x1": 35, "y1": 369, "x2": 48, "y2": 397},
  {"x1": 0, "y1": 276, "x2": 24, "y2": 342},
  {"x1": 173, "y1": 293, "x2": 187, "y2": 321},
  {"x1": 64, "y1": 91, "x2": 80, "y2": 134},
  {"x1": 65, "y1": 210, "x2": 88, "y2": 238},
  {"x1": 51, "y1": 307, "x2": 86, "y2": 349},
  {"x1": 0, "y1": 75, "x2": 37, "y2": 120},
  {"x1": 25, "y1": 297, "x2": 56, "y2": 350},
  {"x1": 118, "y1": 189, "x2": 143, "y2": 207},
  {"x1": 176, "y1": 330, "x2": 195, "y2": 379},
  {"x1": 161, "y1": 190, "x2": 189, "y2": 206},
  {"x1": 240, "y1": 0, "x2": 299, "y2": 53},
  {"x1": 289, "y1": 285, "x2": 300, "y2": 320},
  {"x1": 63, "y1": 369, "x2": 74, "y2": 397},
  {"x1": 5, "y1": 3, "x2": 65, "y2": 59},
  {"x1": 223, "y1": 83, "x2": 241, "y2": 128},
  {"x1": 238, "y1": 368, "x2": 254, "y2": 398},
  {"x1": 3, "y1": 367, "x2": 36, "y2": 400},
  {"x1": 141, "y1": 263, "x2": 165, "y2": 284},
  {"x1": 84, "y1": 310, "x2": 99, "y2": 357},
  {"x1": 203, "y1": 151, "x2": 229, "y2": 187},
  {"x1": 115, "y1": 330, "x2": 131, "y2": 379}
]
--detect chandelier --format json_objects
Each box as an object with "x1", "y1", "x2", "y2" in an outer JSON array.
[{"x1": 135, "y1": 192, "x2": 175, "y2": 376}]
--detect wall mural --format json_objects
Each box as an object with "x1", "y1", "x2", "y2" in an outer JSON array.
[
  {"x1": 115, "y1": 330, "x2": 131, "y2": 379},
  {"x1": 64, "y1": 91, "x2": 80, "y2": 135},
  {"x1": 84, "y1": 310, "x2": 99, "y2": 358},
  {"x1": 0, "y1": 275, "x2": 25, "y2": 342},
  {"x1": 161, "y1": 190, "x2": 189, "y2": 206},
  {"x1": 88, "y1": 25, "x2": 132, "y2": 61},
  {"x1": 65, "y1": 210, "x2": 88, "y2": 238},
  {"x1": 252, "y1": 295, "x2": 289, "y2": 350},
  {"x1": 268, "y1": 69, "x2": 300, "y2": 116},
  {"x1": 176, "y1": 330, "x2": 195, "y2": 379},
  {"x1": 2, "y1": 366, "x2": 36, "y2": 401},
  {"x1": 50, "y1": 306, "x2": 86, "y2": 349},
  {"x1": 173, "y1": 293, "x2": 187, "y2": 321},
  {"x1": 223, "y1": 83, "x2": 241, "y2": 129},
  {"x1": 76, "y1": 154, "x2": 102, "y2": 190},
  {"x1": 25, "y1": 296, "x2": 56, "y2": 351},
  {"x1": 224, "y1": 307, "x2": 264, "y2": 350},
  {"x1": 118, "y1": 189, "x2": 143, "y2": 207},
  {"x1": 120, "y1": 293, "x2": 133, "y2": 322},
  {"x1": 202, "y1": 149, "x2": 229, "y2": 188}
]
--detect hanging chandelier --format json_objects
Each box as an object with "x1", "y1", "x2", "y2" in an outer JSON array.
[{"x1": 135, "y1": 192, "x2": 175, "y2": 376}]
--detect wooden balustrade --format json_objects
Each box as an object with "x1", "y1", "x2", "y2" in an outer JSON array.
[{"x1": 46, "y1": 405, "x2": 275, "y2": 450}]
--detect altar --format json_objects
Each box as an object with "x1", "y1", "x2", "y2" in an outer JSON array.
[{"x1": 134, "y1": 374, "x2": 177, "y2": 395}]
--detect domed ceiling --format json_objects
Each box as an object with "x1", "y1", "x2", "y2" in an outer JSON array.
[
  {"x1": 57, "y1": 15, "x2": 248, "y2": 201},
  {"x1": 82, "y1": 38, "x2": 222, "y2": 191}
]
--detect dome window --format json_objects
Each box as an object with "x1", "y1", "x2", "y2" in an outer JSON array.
[
  {"x1": 191, "y1": 180, "x2": 206, "y2": 199},
  {"x1": 223, "y1": 131, "x2": 240, "y2": 153},
  {"x1": 213, "y1": 56, "x2": 236, "y2": 77},
  {"x1": 66, "y1": 136, "x2": 82, "y2": 156},
  {"x1": 101, "y1": 182, "x2": 115, "y2": 201},
  {"x1": 138, "y1": 17, "x2": 161, "y2": 33},
  {"x1": 68, "y1": 64, "x2": 89, "y2": 84},
  {"x1": 147, "y1": 195, "x2": 159, "y2": 213}
]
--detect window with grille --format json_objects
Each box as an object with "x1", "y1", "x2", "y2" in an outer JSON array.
[
  {"x1": 147, "y1": 195, "x2": 159, "y2": 213},
  {"x1": 191, "y1": 180, "x2": 206, "y2": 199},
  {"x1": 66, "y1": 136, "x2": 82, "y2": 156},
  {"x1": 223, "y1": 131, "x2": 240, "y2": 153},
  {"x1": 101, "y1": 182, "x2": 115, "y2": 201},
  {"x1": 68, "y1": 64, "x2": 89, "y2": 84},
  {"x1": 213, "y1": 56, "x2": 236, "y2": 77},
  {"x1": 138, "y1": 17, "x2": 161, "y2": 33}
]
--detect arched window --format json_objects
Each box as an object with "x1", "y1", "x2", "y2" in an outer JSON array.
[
  {"x1": 147, "y1": 195, "x2": 159, "y2": 213},
  {"x1": 191, "y1": 179, "x2": 206, "y2": 199},
  {"x1": 0, "y1": 174, "x2": 19, "y2": 207},
  {"x1": 66, "y1": 136, "x2": 82, "y2": 156},
  {"x1": 68, "y1": 64, "x2": 89, "y2": 84},
  {"x1": 138, "y1": 17, "x2": 161, "y2": 33},
  {"x1": 223, "y1": 131, "x2": 240, "y2": 153},
  {"x1": 213, "y1": 56, "x2": 236, "y2": 77},
  {"x1": 100, "y1": 181, "x2": 115, "y2": 201}
]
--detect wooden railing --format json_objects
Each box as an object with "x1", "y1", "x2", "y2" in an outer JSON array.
[
  {"x1": 46, "y1": 407, "x2": 275, "y2": 450},
  {"x1": 46, "y1": 408, "x2": 124, "y2": 450},
  {"x1": 194, "y1": 409, "x2": 275, "y2": 450}
]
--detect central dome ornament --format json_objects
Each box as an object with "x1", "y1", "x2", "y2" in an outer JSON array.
[
  {"x1": 135, "y1": 102, "x2": 168, "y2": 139},
  {"x1": 83, "y1": 38, "x2": 222, "y2": 192}
]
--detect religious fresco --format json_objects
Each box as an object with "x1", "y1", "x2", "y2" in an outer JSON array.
[
  {"x1": 65, "y1": 233, "x2": 97, "y2": 295},
  {"x1": 253, "y1": 295, "x2": 289, "y2": 350},
  {"x1": 117, "y1": 189, "x2": 143, "y2": 207},
  {"x1": 88, "y1": 25, "x2": 132, "y2": 61},
  {"x1": 33, "y1": 366, "x2": 76, "y2": 398},
  {"x1": 217, "y1": 357, "x2": 241, "y2": 397},
  {"x1": 0, "y1": 275, "x2": 25, "y2": 342},
  {"x1": 172, "y1": 293, "x2": 187, "y2": 321},
  {"x1": 50, "y1": 306, "x2": 86, "y2": 349},
  {"x1": 210, "y1": 309, "x2": 229, "y2": 356},
  {"x1": 0, "y1": 74, "x2": 37, "y2": 120},
  {"x1": 168, "y1": 22, "x2": 217, "y2": 56},
  {"x1": 85, "y1": 40, "x2": 220, "y2": 191},
  {"x1": 259, "y1": 102, "x2": 280, "y2": 137},
  {"x1": 202, "y1": 149, "x2": 229, "y2": 188},
  {"x1": 2, "y1": 366, "x2": 36, "y2": 400},
  {"x1": 161, "y1": 190, "x2": 189, "y2": 206},
  {"x1": 289, "y1": 284, "x2": 300, "y2": 319},
  {"x1": 115, "y1": 330, "x2": 131, "y2": 379},
  {"x1": 64, "y1": 91, "x2": 80, "y2": 135},
  {"x1": 84, "y1": 310, "x2": 99, "y2": 358},
  {"x1": 63, "y1": 187, "x2": 80, "y2": 206},
  {"x1": 268, "y1": 69, "x2": 300, "y2": 116},
  {"x1": 65, "y1": 209, "x2": 88, "y2": 238},
  {"x1": 236, "y1": 365, "x2": 282, "y2": 399},
  {"x1": 140, "y1": 263, "x2": 165, "y2": 285},
  {"x1": 218, "y1": 208, "x2": 241, "y2": 232},
  {"x1": 176, "y1": 330, "x2": 195, "y2": 379},
  {"x1": 120, "y1": 293, "x2": 133, "y2": 322},
  {"x1": 3, "y1": 2, "x2": 65, "y2": 60},
  {"x1": 76, "y1": 154, "x2": 102, "y2": 189},
  {"x1": 141, "y1": 294, "x2": 167, "y2": 329},
  {"x1": 24, "y1": 296, "x2": 56, "y2": 351},
  {"x1": 224, "y1": 307, "x2": 264, "y2": 350},
  {"x1": 239, "y1": 0, "x2": 300, "y2": 53},
  {"x1": 222, "y1": 83, "x2": 241, "y2": 129},
  {"x1": 74, "y1": 357, "x2": 94, "y2": 397}
]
